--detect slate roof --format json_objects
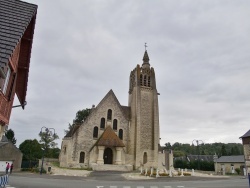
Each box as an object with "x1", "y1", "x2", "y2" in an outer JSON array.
[
  {"x1": 215, "y1": 155, "x2": 245, "y2": 163},
  {"x1": 0, "y1": 0, "x2": 37, "y2": 71},
  {"x1": 240, "y1": 129, "x2": 250, "y2": 139}
]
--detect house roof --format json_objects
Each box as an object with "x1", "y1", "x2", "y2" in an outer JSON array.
[
  {"x1": 95, "y1": 126, "x2": 125, "y2": 147},
  {"x1": 240, "y1": 129, "x2": 250, "y2": 139},
  {"x1": 0, "y1": 0, "x2": 37, "y2": 107},
  {"x1": 0, "y1": 0, "x2": 37, "y2": 68},
  {"x1": 215, "y1": 155, "x2": 245, "y2": 163}
]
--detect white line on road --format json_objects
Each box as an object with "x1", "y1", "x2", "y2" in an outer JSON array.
[
  {"x1": 177, "y1": 186, "x2": 185, "y2": 188},
  {"x1": 150, "y1": 186, "x2": 159, "y2": 188},
  {"x1": 164, "y1": 186, "x2": 172, "y2": 188},
  {"x1": 123, "y1": 186, "x2": 131, "y2": 188},
  {"x1": 137, "y1": 186, "x2": 145, "y2": 188},
  {"x1": 110, "y1": 186, "x2": 117, "y2": 188}
]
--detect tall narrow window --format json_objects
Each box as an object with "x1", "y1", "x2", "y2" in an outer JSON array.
[
  {"x1": 93, "y1": 126, "x2": 98, "y2": 138},
  {"x1": 2, "y1": 66, "x2": 11, "y2": 94},
  {"x1": 8, "y1": 73, "x2": 16, "y2": 100},
  {"x1": 100, "y1": 118, "x2": 105, "y2": 129},
  {"x1": 143, "y1": 75, "x2": 147, "y2": 86},
  {"x1": 147, "y1": 76, "x2": 150, "y2": 87},
  {"x1": 79, "y1": 152, "x2": 85, "y2": 163},
  {"x1": 143, "y1": 152, "x2": 147, "y2": 164},
  {"x1": 140, "y1": 74, "x2": 143, "y2": 86},
  {"x1": 107, "y1": 109, "x2": 112, "y2": 120},
  {"x1": 113, "y1": 119, "x2": 117, "y2": 130},
  {"x1": 118, "y1": 129, "x2": 123, "y2": 140}
]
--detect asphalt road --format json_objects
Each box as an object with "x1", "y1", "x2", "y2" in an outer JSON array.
[{"x1": 7, "y1": 171, "x2": 249, "y2": 188}]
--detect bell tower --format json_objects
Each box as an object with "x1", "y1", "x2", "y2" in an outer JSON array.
[{"x1": 128, "y1": 49, "x2": 160, "y2": 169}]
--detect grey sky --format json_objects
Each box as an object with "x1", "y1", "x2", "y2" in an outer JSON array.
[{"x1": 10, "y1": 0, "x2": 250, "y2": 147}]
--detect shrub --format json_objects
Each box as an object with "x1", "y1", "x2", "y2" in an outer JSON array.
[{"x1": 235, "y1": 168, "x2": 240, "y2": 175}]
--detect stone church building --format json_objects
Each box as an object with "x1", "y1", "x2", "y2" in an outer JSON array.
[{"x1": 59, "y1": 50, "x2": 170, "y2": 171}]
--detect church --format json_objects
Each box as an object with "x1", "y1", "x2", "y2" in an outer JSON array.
[{"x1": 59, "y1": 50, "x2": 170, "y2": 171}]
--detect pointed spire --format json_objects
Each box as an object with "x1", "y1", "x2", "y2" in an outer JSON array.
[
  {"x1": 142, "y1": 50, "x2": 150, "y2": 68},
  {"x1": 143, "y1": 50, "x2": 150, "y2": 63}
]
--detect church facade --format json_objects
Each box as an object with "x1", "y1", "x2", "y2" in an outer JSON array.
[{"x1": 59, "y1": 50, "x2": 165, "y2": 170}]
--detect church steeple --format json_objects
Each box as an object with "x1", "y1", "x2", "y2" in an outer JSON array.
[{"x1": 142, "y1": 50, "x2": 150, "y2": 68}]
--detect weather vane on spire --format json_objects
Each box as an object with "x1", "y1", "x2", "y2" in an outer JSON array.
[{"x1": 144, "y1": 43, "x2": 148, "y2": 51}]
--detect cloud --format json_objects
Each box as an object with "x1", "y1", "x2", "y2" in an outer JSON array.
[{"x1": 9, "y1": 0, "x2": 250, "y2": 148}]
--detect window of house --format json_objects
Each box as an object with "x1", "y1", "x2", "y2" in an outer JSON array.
[
  {"x1": 100, "y1": 118, "x2": 105, "y2": 129},
  {"x1": 7, "y1": 73, "x2": 16, "y2": 100},
  {"x1": 2, "y1": 66, "x2": 11, "y2": 94},
  {"x1": 107, "y1": 109, "x2": 112, "y2": 120},
  {"x1": 93, "y1": 126, "x2": 98, "y2": 138},
  {"x1": 63, "y1": 146, "x2": 67, "y2": 154},
  {"x1": 118, "y1": 129, "x2": 123, "y2": 140},
  {"x1": 113, "y1": 119, "x2": 117, "y2": 130},
  {"x1": 79, "y1": 152, "x2": 85, "y2": 163}
]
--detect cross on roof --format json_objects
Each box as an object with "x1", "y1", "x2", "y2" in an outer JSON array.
[{"x1": 145, "y1": 43, "x2": 148, "y2": 51}]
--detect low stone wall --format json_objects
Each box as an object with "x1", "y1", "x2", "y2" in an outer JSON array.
[{"x1": 91, "y1": 164, "x2": 133, "y2": 171}]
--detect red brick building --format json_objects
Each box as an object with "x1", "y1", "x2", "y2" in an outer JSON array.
[{"x1": 0, "y1": 0, "x2": 38, "y2": 139}]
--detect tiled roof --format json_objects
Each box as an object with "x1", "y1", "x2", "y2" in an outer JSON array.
[
  {"x1": 240, "y1": 129, "x2": 250, "y2": 138},
  {"x1": 215, "y1": 155, "x2": 245, "y2": 163},
  {"x1": 96, "y1": 126, "x2": 125, "y2": 147},
  {"x1": 0, "y1": 0, "x2": 37, "y2": 70}
]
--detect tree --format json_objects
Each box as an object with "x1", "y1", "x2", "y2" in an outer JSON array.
[
  {"x1": 65, "y1": 108, "x2": 91, "y2": 134},
  {"x1": 165, "y1": 142, "x2": 172, "y2": 150},
  {"x1": 64, "y1": 123, "x2": 74, "y2": 135},
  {"x1": 5, "y1": 129, "x2": 16, "y2": 145},
  {"x1": 221, "y1": 144, "x2": 227, "y2": 156},
  {"x1": 74, "y1": 108, "x2": 91, "y2": 124},
  {"x1": 39, "y1": 129, "x2": 59, "y2": 158},
  {"x1": 19, "y1": 139, "x2": 42, "y2": 167}
]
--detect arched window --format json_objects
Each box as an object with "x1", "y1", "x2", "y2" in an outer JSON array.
[
  {"x1": 93, "y1": 126, "x2": 98, "y2": 138},
  {"x1": 113, "y1": 119, "x2": 117, "y2": 130},
  {"x1": 143, "y1": 152, "x2": 147, "y2": 164},
  {"x1": 148, "y1": 76, "x2": 150, "y2": 87},
  {"x1": 118, "y1": 129, "x2": 123, "y2": 140},
  {"x1": 100, "y1": 118, "x2": 105, "y2": 129},
  {"x1": 144, "y1": 75, "x2": 147, "y2": 86},
  {"x1": 79, "y1": 152, "x2": 85, "y2": 163},
  {"x1": 140, "y1": 74, "x2": 143, "y2": 86},
  {"x1": 107, "y1": 109, "x2": 112, "y2": 120}
]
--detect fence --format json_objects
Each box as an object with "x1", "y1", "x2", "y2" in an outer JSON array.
[{"x1": 0, "y1": 174, "x2": 8, "y2": 187}]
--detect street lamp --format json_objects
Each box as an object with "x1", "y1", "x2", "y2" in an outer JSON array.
[
  {"x1": 192, "y1": 139, "x2": 204, "y2": 170},
  {"x1": 40, "y1": 126, "x2": 56, "y2": 175}
]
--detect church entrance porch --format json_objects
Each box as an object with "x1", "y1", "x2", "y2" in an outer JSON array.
[{"x1": 104, "y1": 148, "x2": 113, "y2": 164}]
